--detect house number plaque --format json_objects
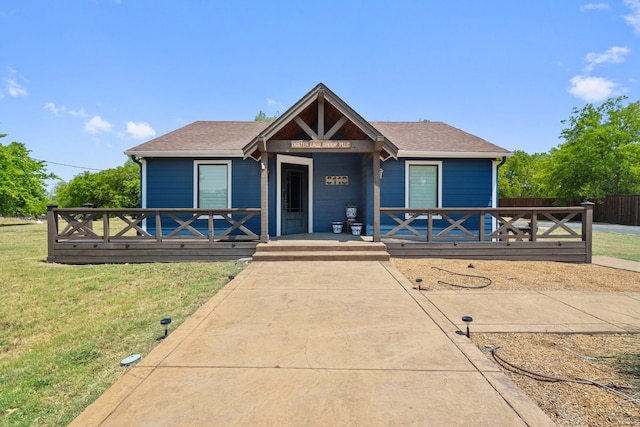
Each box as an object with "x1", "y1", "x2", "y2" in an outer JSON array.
[{"x1": 325, "y1": 176, "x2": 349, "y2": 185}]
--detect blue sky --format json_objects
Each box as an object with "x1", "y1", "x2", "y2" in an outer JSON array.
[{"x1": 1, "y1": 1, "x2": 639, "y2": 184}]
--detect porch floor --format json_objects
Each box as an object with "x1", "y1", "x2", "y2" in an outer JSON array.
[{"x1": 270, "y1": 232, "x2": 373, "y2": 242}]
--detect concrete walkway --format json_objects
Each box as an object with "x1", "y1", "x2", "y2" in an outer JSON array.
[
  {"x1": 70, "y1": 261, "x2": 640, "y2": 426},
  {"x1": 593, "y1": 255, "x2": 640, "y2": 273}
]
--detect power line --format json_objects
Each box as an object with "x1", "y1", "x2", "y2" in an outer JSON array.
[{"x1": 36, "y1": 159, "x2": 103, "y2": 171}]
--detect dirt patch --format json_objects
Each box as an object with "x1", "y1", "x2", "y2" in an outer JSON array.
[
  {"x1": 474, "y1": 333, "x2": 640, "y2": 427},
  {"x1": 391, "y1": 258, "x2": 640, "y2": 426},
  {"x1": 390, "y1": 258, "x2": 639, "y2": 292}
]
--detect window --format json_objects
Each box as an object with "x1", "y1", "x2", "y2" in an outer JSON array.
[
  {"x1": 194, "y1": 161, "x2": 231, "y2": 209},
  {"x1": 405, "y1": 161, "x2": 442, "y2": 214}
]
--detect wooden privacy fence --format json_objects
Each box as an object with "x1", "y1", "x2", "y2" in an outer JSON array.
[
  {"x1": 381, "y1": 204, "x2": 593, "y2": 263},
  {"x1": 46, "y1": 206, "x2": 261, "y2": 264},
  {"x1": 500, "y1": 196, "x2": 640, "y2": 226}
]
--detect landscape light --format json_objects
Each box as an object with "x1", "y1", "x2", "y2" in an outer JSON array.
[
  {"x1": 160, "y1": 317, "x2": 172, "y2": 338},
  {"x1": 462, "y1": 315, "x2": 473, "y2": 338}
]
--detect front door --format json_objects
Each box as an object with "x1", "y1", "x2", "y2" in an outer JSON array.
[{"x1": 281, "y1": 163, "x2": 309, "y2": 235}]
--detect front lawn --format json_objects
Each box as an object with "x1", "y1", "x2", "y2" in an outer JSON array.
[{"x1": 0, "y1": 219, "x2": 245, "y2": 426}]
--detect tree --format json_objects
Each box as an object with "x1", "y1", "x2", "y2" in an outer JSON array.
[
  {"x1": 54, "y1": 160, "x2": 140, "y2": 208},
  {"x1": 543, "y1": 96, "x2": 640, "y2": 201},
  {"x1": 498, "y1": 150, "x2": 549, "y2": 198},
  {"x1": 254, "y1": 110, "x2": 278, "y2": 122},
  {"x1": 0, "y1": 135, "x2": 57, "y2": 216}
]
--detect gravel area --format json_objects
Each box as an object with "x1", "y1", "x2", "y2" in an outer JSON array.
[{"x1": 391, "y1": 258, "x2": 640, "y2": 426}]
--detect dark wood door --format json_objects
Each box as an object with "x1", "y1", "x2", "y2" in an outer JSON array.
[{"x1": 281, "y1": 164, "x2": 308, "y2": 235}]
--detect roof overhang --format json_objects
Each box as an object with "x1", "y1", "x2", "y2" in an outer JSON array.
[
  {"x1": 125, "y1": 150, "x2": 244, "y2": 158},
  {"x1": 397, "y1": 150, "x2": 514, "y2": 159}
]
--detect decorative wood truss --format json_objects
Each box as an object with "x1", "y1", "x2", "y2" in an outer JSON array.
[{"x1": 243, "y1": 83, "x2": 398, "y2": 161}]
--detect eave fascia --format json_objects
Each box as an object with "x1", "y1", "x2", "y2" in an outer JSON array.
[
  {"x1": 397, "y1": 150, "x2": 513, "y2": 159},
  {"x1": 124, "y1": 149, "x2": 245, "y2": 158}
]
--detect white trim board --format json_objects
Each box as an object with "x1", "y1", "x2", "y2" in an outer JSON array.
[{"x1": 276, "y1": 154, "x2": 314, "y2": 236}]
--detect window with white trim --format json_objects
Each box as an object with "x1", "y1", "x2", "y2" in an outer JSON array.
[
  {"x1": 194, "y1": 161, "x2": 231, "y2": 209},
  {"x1": 405, "y1": 161, "x2": 442, "y2": 213}
]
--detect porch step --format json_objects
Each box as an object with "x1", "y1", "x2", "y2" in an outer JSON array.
[{"x1": 252, "y1": 241, "x2": 390, "y2": 261}]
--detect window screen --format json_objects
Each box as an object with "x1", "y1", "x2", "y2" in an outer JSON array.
[
  {"x1": 408, "y1": 164, "x2": 438, "y2": 208},
  {"x1": 198, "y1": 164, "x2": 228, "y2": 208}
]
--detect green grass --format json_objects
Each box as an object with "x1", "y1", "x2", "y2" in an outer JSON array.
[
  {"x1": 0, "y1": 219, "x2": 246, "y2": 426},
  {"x1": 592, "y1": 230, "x2": 640, "y2": 262}
]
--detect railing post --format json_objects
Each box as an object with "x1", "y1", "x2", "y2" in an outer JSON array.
[
  {"x1": 208, "y1": 211, "x2": 215, "y2": 243},
  {"x1": 581, "y1": 202, "x2": 594, "y2": 263},
  {"x1": 102, "y1": 209, "x2": 110, "y2": 243},
  {"x1": 530, "y1": 211, "x2": 538, "y2": 242},
  {"x1": 46, "y1": 204, "x2": 58, "y2": 263},
  {"x1": 155, "y1": 211, "x2": 163, "y2": 242},
  {"x1": 478, "y1": 210, "x2": 485, "y2": 242},
  {"x1": 82, "y1": 202, "x2": 94, "y2": 231}
]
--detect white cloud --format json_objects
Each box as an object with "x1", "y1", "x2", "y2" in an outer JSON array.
[
  {"x1": 580, "y1": 3, "x2": 610, "y2": 11},
  {"x1": 585, "y1": 46, "x2": 630, "y2": 71},
  {"x1": 6, "y1": 68, "x2": 27, "y2": 97},
  {"x1": 7, "y1": 78, "x2": 27, "y2": 97},
  {"x1": 44, "y1": 102, "x2": 66, "y2": 115},
  {"x1": 85, "y1": 115, "x2": 113, "y2": 134},
  {"x1": 625, "y1": 0, "x2": 640, "y2": 33},
  {"x1": 68, "y1": 108, "x2": 89, "y2": 118},
  {"x1": 567, "y1": 75, "x2": 621, "y2": 101},
  {"x1": 45, "y1": 103, "x2": 90, "y2": 118},
  {"x1": 267, "y1": 99, "x2": 285, "y2": 111},
  {"x1": 125, "y1": 121, "x2": 156, "y2": 139}
]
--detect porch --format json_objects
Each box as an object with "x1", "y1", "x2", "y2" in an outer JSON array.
[{"x1": 46, "y1": 203, "x2": 593, "y2": 264}]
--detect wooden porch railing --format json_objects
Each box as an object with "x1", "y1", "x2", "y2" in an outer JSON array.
[
  {"x1": 381, "y1": 203, "x2": 594, "y2": 262},
  {"x1": 46, "y1": 206, "x2": 261, "y2": 263},
  {"x1": 46, "y1": 204, "x2": 594, "y2": 264}
]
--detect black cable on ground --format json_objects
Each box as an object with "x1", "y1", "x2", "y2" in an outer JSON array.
[
  {"x1": 430, "y1": 266, "x2": 492, "y2": 289},
  {"x1": 490, "y1": 346, "x2": 640, "y2": 405}
]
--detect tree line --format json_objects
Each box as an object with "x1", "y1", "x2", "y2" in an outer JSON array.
[
  {"x1": 0, "y1": 133, "x2": 139, "y2": 217},
  {"x1": 1, "y1": 97, "x2": 638, "y2": 217},
  {"x1": 499, "y1": 96, "x2": 640, "y2": 202}
]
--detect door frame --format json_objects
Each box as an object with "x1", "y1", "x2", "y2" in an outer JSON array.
[{"x1": 276, "y1": 154, "x2": 313, "y2": 236}]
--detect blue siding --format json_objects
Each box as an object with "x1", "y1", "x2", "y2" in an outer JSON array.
[
  {"x1": 145, "y1": 156, "x2": 495, "y2": 238},
  {"x1": 230, "y1": 160, "x2": 261, "y2": 233},
  {"x1": 380, "y1": 159, "x2": 406, "y2": 207},
  {"x1": 232, "y1": 160, "x2": 261, "y2": 208},
  {"x1": 378, "y1": 158, "x2": 495, "y2": 236},
  {"x1": 442, "y1": 159, "x2": 493, "y2": 207},
  {"x1": 312, "y1": 153, "x2": 364, "y2": 232},
  {"x1": 146, "y1": 158, "x2": 193, "y2": 208},
  {"x1": 145, "y1": 158, "x2": 261, "y2": 236}
]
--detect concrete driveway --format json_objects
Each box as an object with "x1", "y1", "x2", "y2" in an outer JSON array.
[{"x1": 70, "y1": 261, "x2": 553, "y2": 426}]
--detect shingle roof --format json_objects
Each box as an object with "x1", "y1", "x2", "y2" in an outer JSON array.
[
  {"x1": 370, "y1": 122, "x2": 510, "y2": 154},
  {"x1": 126, "y1": 121, "x2": 270, "y2": 153},
  {"x1": 125, "y1": 120, "x2": 510, "y2": 157}
]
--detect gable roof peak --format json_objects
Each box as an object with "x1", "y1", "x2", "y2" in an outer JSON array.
[{"x1": 243, "y1": 83, "x2": 398, "y2": 160}]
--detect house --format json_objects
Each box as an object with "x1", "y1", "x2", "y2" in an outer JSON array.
[{"x1": 124, "y1": 83, "x2": 512, "y2": 242}]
